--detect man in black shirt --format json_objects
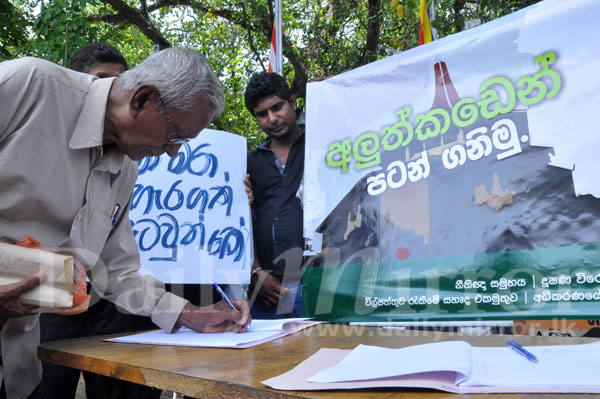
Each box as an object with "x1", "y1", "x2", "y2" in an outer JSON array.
[{"x1": 245, "y1": 72, "x2": 304, "y2": 318}]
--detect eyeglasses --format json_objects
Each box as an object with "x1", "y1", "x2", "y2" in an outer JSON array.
[
  {"x1": 157, "y1": 91, "x2": 190, "y2": 145},
  {"x1": 163, "y1": 113, "x2": 190, "y2": 145}
]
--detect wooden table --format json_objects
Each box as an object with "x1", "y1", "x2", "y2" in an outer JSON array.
[{"x1": 38, "y1": 324, "x2": 599, "y2": 398}]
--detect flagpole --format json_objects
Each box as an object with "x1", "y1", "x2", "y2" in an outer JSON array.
[
  {"x1": 429, "y1": 0, "x2": 437, "y2": 40},
  {"x1": 274, "y1": 0, "x2": 283, "y2": 75}
]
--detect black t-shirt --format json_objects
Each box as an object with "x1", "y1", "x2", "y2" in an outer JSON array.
[{"x1": 247, "y1": 133, "x2": 304, "y2": 277}]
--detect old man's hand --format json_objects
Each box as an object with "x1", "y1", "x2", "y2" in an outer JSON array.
[
  {"x1": 175, "y1": 299, "x2": 251, "y2": 333},
  {"x1": 0, "y1": 271, "x2": 46, "y2": 320}
]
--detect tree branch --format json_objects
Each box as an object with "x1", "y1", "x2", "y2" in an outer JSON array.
[
  {"x1": 358, "y1": 0, "x2": 382, "y2": 67},
  {"x1": 141, "y1": 0, "x2": 149, "y2": 19},
  {"x1": 240, "y1": 1, "x2": 267, "y2": 74},
  {"x1": 453, "y1": 0, "x2": 467, "y2": 33},
  {"x1": 102, "y1": 0, "x2": 171, "y2": 49},
  {"x1": 88, "y1": 13, "x2": 124, "y2": 23},
  {"x1": 89, "y1": 1, "x2": 310, "y2": 98}
]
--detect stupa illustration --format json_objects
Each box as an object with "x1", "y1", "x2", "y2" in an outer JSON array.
[{"x1": 312, "y1": 61, "x2": 600, "y2": 268}]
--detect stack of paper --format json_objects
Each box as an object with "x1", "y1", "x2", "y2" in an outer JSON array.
[
  {"x1": 0, "y1": 242, "x2": 73, "y2": 309},
  {"x1": 108, "y1": 318, "x2": 318, "y2": 349},
  {"x1": 263, "y1": 341, "x2": 600, "y2": 393}
]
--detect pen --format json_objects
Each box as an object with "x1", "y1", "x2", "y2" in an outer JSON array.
[
  {"x1": 110, "y1": 203, "x2": 121, "y2": 226},
  {"x1": 213, "y1": 283, "x2": 250, "y2": 330},
  {"x1": 506, "y1": 339, "x2": 538, "y2": 363}
]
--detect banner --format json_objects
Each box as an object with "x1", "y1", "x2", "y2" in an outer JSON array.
[
  {"x1": 303, "y1": 0, "x2": 600, "y2": 322},
  {"x1": 130, "y1": 129, "x2": 252, "y2": 284}
]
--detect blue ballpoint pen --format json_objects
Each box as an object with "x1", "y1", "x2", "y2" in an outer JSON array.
[
  {"x1": 506, "y1": 339, "x2": 538, "y2": 363},
  {"x1": 213, "y1": 283, "x2": 251, "y2": 330}
]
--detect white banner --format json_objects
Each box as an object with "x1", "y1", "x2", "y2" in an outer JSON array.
[
  {"x1": 301, "y1": 0, "x2": 600, "y2": 321},
  {"x1": 304, "y1": 0, "x2": 600, "y2": 251}
]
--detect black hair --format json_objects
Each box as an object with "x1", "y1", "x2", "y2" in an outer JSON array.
[
  {"x1": 70, "y1": 42, "x2": 128, "y2": 73},
  {"x1": 244, "y1": 72, "x2": 292, "y2": 115}
]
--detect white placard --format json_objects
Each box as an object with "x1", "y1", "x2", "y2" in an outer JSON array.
[{"x1": 130, "y1": 129, "x2": 252, "y2": 284}]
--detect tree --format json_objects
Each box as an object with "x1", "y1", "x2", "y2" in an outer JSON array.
[
  {"x1": 0, "y1": 0, "x2": 30, "y2": 58},
  {"x1": 1, "y1": 0, "x2": 540, "y2": 148}
]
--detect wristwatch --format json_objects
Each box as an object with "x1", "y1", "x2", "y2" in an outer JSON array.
[{"x1": 251, "y1": 268, "x2": 264, "y2": 278}]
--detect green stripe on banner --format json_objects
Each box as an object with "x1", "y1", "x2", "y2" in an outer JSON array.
[{"x1": 302, "y1": 243, "x2": 600, "y2": 322}]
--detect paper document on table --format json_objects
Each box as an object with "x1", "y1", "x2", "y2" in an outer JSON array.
[
  {"x1": 308, "y1": 342, "x2": 472, "y2": 383},
  {"x1": 108, "y1": 318, "x2": 319, "y2": 349},
  {"x1": 263, "y1": 348, "x2": 462, "y2": 392},
  {"x1": 465, "y1": 344, "x2": 600, "y2": 387},
  {"x1": 263, "y1": 341, "x2": 600, "y2": 393}
]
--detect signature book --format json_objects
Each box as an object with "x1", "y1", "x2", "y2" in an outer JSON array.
[{"x1": 263, "y1": 341, "x2": 600, "y2": 393}]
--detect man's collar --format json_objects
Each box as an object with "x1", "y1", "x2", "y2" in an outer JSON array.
[
  {"x1": 70, "y1": 77, "x2": 115, "y2": 150},
  {"x1": 257, "y1": 125, "x2": 305, "y2": 150},
  {"x1": 95, "y1": 145, "x2": 130, "y2": 174},
  {"x1": 258, "y1": 136, "x2": 272, "y2": 150}
]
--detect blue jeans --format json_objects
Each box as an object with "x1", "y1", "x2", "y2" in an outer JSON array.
[{"x1": 250, "y1": 280, "x2": 303, "y2": 319}]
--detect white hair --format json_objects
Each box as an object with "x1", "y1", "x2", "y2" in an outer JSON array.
[{"x1": 119, "y1": 47, "x2": 225, "y2": 121}]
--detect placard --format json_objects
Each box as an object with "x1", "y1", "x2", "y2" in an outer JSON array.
[{"x1": 130, "y1": 129, "x2": 252, "y2": 284}]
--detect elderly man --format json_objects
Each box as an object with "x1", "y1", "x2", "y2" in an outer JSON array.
[
  {"x1": 0, "y1": 47, "x2": 250, "y2": 399},
  {"x1": 38, "y1": 42, "x2": 161, "y2": 399}
]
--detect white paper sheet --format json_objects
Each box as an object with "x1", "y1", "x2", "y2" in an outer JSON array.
[
  {"x1": 263, "y1": 348, "x2": 463, "y2": 393},
  {"x1": 308, "y1": 342, "x2": 472, "y2": 383},
  {"x1": 108, "y1": 318, "x2": 318, "y2": 349},
  {"x1": 465, "y1": 344, "x2": 600, "y2": 387}
]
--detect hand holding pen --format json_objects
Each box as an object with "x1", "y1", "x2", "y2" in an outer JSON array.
[
  {"x1": 214, "y1": 283, "x2": 252, "y2": 331},
  {"x1": 174, "y1": 297, "x2": 251, "y2": 334}
]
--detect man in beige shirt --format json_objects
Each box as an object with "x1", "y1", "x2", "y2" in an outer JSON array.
[{"x1": 0, "y1": 47, "x2": 250, "y2": 399}]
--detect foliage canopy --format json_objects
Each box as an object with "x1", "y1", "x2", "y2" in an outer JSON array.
[{"x1": 1, "y1": 0, "x2": 540, "y2": 148}]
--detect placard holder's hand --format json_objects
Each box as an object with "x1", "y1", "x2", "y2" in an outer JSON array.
[
  {"x1": 0, "y1": 271, "x2": 46, "y2": 320},
  {"x1": 175, "y1": 300, "x2": 251, "y2": 333},
  {"x1": 244, "y1": 173, "x2": 254, "y2": 205},
  {"x1": 251, "y1": 270, "x2": 289, "y2": 307}
]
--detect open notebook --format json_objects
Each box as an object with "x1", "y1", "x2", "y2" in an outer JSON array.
[
  {"x1": 263, "y1": 341, "x2": 600, "y2": 393},
  {"x1": 108, "y1": 318, "x2": 318, "y2": 349}
]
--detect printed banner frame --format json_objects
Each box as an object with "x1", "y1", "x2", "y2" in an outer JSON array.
[{"x1": 302, "y1": 0, "x2": 600, "y2": 322}]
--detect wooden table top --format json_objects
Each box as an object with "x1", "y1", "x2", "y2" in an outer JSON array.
[{"x1": 38, "y1": 324, "x2": 600, "y2": 398}]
